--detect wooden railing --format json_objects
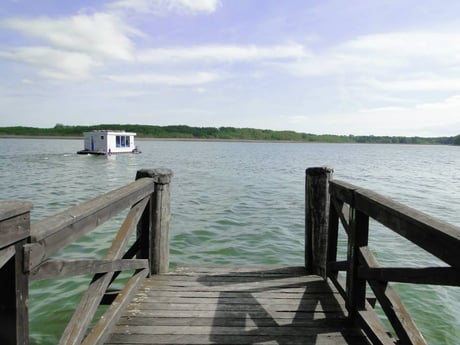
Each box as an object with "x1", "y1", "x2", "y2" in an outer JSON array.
[
  {"x1": 2, "y1": 166, "x2": 459, "y2": 345},
  {"x1": 0, "y1": 168, "x2": 172, "y2": 345},
  {"x1": 305, "y1": 167, "x2": 460, "y2": 345}
]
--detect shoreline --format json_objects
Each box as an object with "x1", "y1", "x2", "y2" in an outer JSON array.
[
  {"x1": 0, "y1": 134, "x2": 329, "y2": 144},
  {"x1": 0, "y1": 134, "x2": 452, "y2": 145}
]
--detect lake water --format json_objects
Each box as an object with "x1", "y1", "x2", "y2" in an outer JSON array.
[{"x1": 0, "y1": 138, "x2": 459, "y2": 344}]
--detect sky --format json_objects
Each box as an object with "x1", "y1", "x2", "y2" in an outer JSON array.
[{"x1": 1, "y1": 0, "x2": 460, "y2": 136}]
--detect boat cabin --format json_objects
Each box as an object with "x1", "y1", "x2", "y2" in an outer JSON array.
[{"x1": 77, "y1": 130, "x2": 139, "y2": 155}]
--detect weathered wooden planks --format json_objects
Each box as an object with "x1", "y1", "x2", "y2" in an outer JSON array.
[
  {"x1": 105, "y1": 265, "x2": 371, "y2": 345},
  {"x1": 0, "y1": 201, "x2": 32, "y2": 248},
  {"x1": 330, "y1": 179, "x2": 460, "y2": 268},
  {"x1": 25, "y1": 179, "x2": 154, "y2": 271},
  {"x1": 0, "y1": 201, "x2": 32, "y2": 345}
]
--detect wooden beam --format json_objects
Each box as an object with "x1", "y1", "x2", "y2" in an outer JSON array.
[
  {"x1": 27, "y1": 179, "x2": 154, "y2": 271},
  {"x1": 0, "y1": 201, "x2": 32, "y2": 248},
  {"x1": 0, "y1": 245, "x2": 15, "y2": 270},
  {"x1": 357, "y1": 301, "x2": 396, "y2": 345},
  {"x1": 327, "y1": 260, "x2": 348, "y2": 272},
  {"x1": 329, "y1": 180, "x2": 359, "y2": 205},
  {"x1": 359, "y1": 266, "x2": 460, "y2": 286},
  {"x1": 355, "y1": 188, "x2": 460, "y2": 268},
  {"x1": 332, "y1": 198, "x2": 350, "y2": 235},
  {"x1": 326, "y1": 195, "x2": 339, "y2": 279},
  {"x1": 346, "y1": 208, "x2": 369, "y2": 317},
  {"x1": 29, "y1": 259, "x2": 149, "y2": 281},
  {"x1": 359, "y1": 247, "x2": 427, "y2": 345},
  {"x1": 58, "y1": 197, "x2": 149, "y2": 345},
  {"x1": 82, "y1": 268, "x2": 148, "y2": 345}
]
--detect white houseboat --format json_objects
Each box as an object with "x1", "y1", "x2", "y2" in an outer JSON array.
[{"x1": 77, "y1": 130, "x2": 140, "y2": 155}]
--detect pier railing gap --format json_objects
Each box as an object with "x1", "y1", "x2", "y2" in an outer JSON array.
[
  {"x1": 0, "y1": 168, "x2": 172, "y2": 345},
  {"x1": 305, "y1": 166, "x2": 460, "y2": 345}
]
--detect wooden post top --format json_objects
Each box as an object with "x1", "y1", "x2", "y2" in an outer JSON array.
[
  {"x1": 136, "y1": 169, "x2": 173, "y2": 184},
  {"x1": 306, "y1": 167, "x2": 334, "y2": 176},
  {"x1": 0, "y1": 200, "x2": 33, "y2": 222}
]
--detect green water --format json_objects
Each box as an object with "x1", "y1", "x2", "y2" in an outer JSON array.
[{"x1": 0, "y1": 138, "x2": 459, "y2": 344}]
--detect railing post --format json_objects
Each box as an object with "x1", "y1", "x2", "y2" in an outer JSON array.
[
  {"x1": 305, "y1": 167, "x2": 333, "y2": 278},
  {"x1": 0, "y1": 201, "x2": 32, "y2": 345},
  {"x1": 346, "y1": 207, "x2": 369, "y2": 318},
  {"x1": 136, "y1": 169, "x2": 173, "y2": 275}
]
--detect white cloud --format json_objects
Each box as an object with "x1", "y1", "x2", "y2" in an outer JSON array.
[
  {"x1": 110, "y1": 0, "x2": 221, "y2": 14},
  {"x1": 0, "y1": 12, "x2": 142, "y2": 80},
  {"x1": 137, "y1": 44, "x2": 309, "y2": 63},
  {"x1": 107, "y1": 71, "x2": 220, "y2": 85},
  {"x1": 283, "y1": 31, "x2": 460, "y2": 78},
  {"x1": 1, "y1": 13, "x2": 138, "y2": 61},
  {"x1": 349, "y1": 94, "x2": 460, "y2": 136},
  {"x1": 0, "y1": 47, "x2": 95, "y2": 81},
  {"x1": 365, "y1": 78, "x2": 460, "y2": 92}
]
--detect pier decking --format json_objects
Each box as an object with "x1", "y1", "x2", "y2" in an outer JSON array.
[{"x1": 106, "y1": 265, "x2": 369, "y2": 345}]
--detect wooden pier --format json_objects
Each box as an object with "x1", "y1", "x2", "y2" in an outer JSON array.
[
  {"x1": 106, "y1": 265, "x2": 369, "y2": 345},
  {"x1": 0, "y1": 167, "x2": 459, "y2": 345}
]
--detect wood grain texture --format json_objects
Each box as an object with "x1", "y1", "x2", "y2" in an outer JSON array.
[{"x1": 104, "y1": 265, "x2": 372, "y2": 345}]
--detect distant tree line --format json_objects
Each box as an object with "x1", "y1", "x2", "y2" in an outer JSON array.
[{"x1": 0, "y1": 124, "x2": 459, "y2": 145}]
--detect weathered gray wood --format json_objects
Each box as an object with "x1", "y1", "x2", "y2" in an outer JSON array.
[
  {"x1": 0, "y1": 241, "x2": 30, "y2": 345},
  {"x1": 83, "y1": 268, "x2": 149, "y2": 345},
  {"x1": 0, "y1": 201, "x2": 33, "y2": 222},
  {"x1": 59, "y1": 196, "x2": 150, "y2": 345},
  {"x1": 357, "y1": 302, "x2": 396, "y2": 345},
  {"x1": 355, "y1": 187, "x2": 460, "y2": 268},
  {"x1": 106, "y1": 334, "x2": 370, "y2": 345},
  {"x1": 105, "y1": 266, "x2": 370, "y2": 345},
  {"x1": 327, "y1": 196, "x2": 339, "y2": 278},
  {"x1": 112, "y1": 325, "x2": 365, "y2": 336},
  {"x1": 26, "y1": 179, "x2": 154, "y2": 271},
  {"x1": 329, "y1": 180, "x2": 358, "y2": 204},
  {"x1": 346, "y1": 208, "x2": 369, "y2": 318},
  {"x1": 131, "y1": 293, "x2": 341, "y2": 303},
  {"x1": 122, "y1": 309, "x2": 347, "y2": 319},
  {"x1": 305, "y1": 167, "x2": 333, "y2": 277},
  {"x1": 136, "y1": 169, "x2": 173, "y2": 275},
  {"x1": 0, "y1": 201, "x2": 32, "y2": 248},
  {"x1": 116, "y1": 316, "x2": 349, "y2": 327},
  {"x1": 29, "y1": 258, "x2": 148, "y2": 281},
  {"x1": 174, "y1": 265, "x2": 306, "y2": 275},
  {"x1": 360, "y1": 246, "x2": 427, "y2": 345},
  {"x1": 0, "y1": 201, "x2": 31, "y2": 345},
  {"x1": 332, "y1": 198, "x2": 350, "y2": 235},
  {"x1": 135, "y1": 289, "x2": 338, "y2": 299},
  {"x1": 148, "y1": 273, "x2": 326, "y2": 282},
  {"x1": 358, "y1": 266, "x2": 460, "y2": 286},
  {"x1": 0, "y1": 245, "x2": 15, "y2": 269}
]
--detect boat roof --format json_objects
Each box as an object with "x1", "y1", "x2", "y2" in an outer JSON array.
[{"x1": 83, "y1": 130, "x2": 136, "y2": 136}]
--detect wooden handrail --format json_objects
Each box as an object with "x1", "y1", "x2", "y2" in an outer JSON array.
[
  {"x1": 0, "y1": 168, "x2": 172, "y2": 345},
  {"x1": 305, "y1": 167, "x2": 460, "y2": 345}
]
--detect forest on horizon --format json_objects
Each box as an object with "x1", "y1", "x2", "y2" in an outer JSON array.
[{"x1": 1, "y1": 124, "x2": 459, "y2": 145}]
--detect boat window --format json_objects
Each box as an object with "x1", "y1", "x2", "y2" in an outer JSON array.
[
  {"x1": 126, "y1": 136, "x2": 130, "y2": 147},
  {"x1": 116, "y1": 136, "x2": 121, "y2": 147},
  {"x1": 121, "y1": 136, "x2": 126, "y2": 147},
  {"x1": 101, "y1": 136, "x2": 104, "y2": 140}
]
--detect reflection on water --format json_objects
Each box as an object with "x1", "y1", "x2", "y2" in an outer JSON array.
[{"x1": 0, "y1": 138, "x2": 459, "y2": 345}]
